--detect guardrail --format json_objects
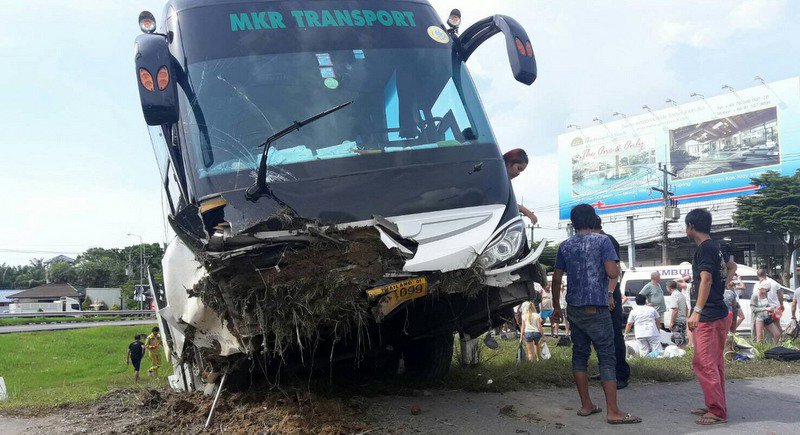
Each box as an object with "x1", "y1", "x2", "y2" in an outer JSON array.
[{"x1": 0, "y1": 310, "x2": 155, "y2": 318}]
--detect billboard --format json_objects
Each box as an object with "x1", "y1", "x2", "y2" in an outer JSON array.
[{"x1": 558, "y1": 77, "x2": 800, "y2": 220}]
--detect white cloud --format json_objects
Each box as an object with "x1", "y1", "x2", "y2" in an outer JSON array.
[{"x1": 657, "y1": 0, "x2": 787, "y2": 48}]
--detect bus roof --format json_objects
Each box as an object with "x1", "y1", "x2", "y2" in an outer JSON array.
[{"x1": 166, "y1": 0, "x2": 435, "y2": 14}]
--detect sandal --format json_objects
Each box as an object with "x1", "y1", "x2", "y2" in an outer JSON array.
[
  {"x1": 607, "y1": 413, "x2": 642, "y2": 425},
  {"x1": 689, "y1": 408, "x2": 708, "y2": 416},
  {"x1": 577, "y1": 405, "x2": 602, "y2": 417},
  {"x1": 696, "y1": 413, "x2": 726, "y2": 425}
]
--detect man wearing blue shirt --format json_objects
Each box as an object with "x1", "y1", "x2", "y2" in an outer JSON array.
[{"x1": 552, "y1": 204, "x2": 640, "y2": 425}]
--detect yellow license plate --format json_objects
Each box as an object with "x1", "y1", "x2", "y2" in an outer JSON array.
[{"x1": 367, "y1": 277, "x2": 428, "y2": 318}]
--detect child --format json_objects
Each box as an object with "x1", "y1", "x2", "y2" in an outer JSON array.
[
  {"x1": 625, "y1": 294, "x2": 661, "y2": 357},
  {"x1": 126, "y1": 334, "x2": 145, "y2": 383},
  {"x1": 145, "y1": 327, "x2": 162, "y2": 377}
]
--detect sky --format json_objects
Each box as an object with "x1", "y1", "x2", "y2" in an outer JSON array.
[{"x1": 1, "y1": 0, "x2": 798, "y2": 266}]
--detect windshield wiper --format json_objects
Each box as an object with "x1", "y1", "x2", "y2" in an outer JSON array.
[{"x1": 245, "y1": 100, "x2": 353, "y2": 201}]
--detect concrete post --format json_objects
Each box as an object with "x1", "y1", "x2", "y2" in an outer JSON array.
[{"x1": 627, "y1": 216, "x2": 636, "y2": 269}]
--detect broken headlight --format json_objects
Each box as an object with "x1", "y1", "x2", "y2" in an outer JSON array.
[{"x1": 477, "y1": 220, "x2": 525, "y2": 269}]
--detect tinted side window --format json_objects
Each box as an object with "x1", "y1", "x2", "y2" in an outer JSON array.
[
  {"x1": 740, "y1": 282, "x2": 755, "y2": 300},
  {"x1": 624, "y1": 279, "x2": 665, "y2": 297}
]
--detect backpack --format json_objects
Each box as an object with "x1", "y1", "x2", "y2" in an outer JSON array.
[{"x1": 764, "y1": 346, "x2": 800, "y2": 362}]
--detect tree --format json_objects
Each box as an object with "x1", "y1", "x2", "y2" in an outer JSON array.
[
  {"x1": 734, "y1": 170, "x2": 800, "y2": 285},
  {"x1": 48, "y1": 261, "x2": 76, "y2": 284}
]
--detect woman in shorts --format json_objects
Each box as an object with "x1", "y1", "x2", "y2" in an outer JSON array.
[{"x1": 519, "y1": 302, "x2": 545, "y2": 361}]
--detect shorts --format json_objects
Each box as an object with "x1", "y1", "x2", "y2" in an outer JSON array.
[
  {"x1": 672, "y1": 322, "x2": 687, "y2": 346},
  {"x1": 524, "y1": 332, "x2": 543, "y2": 343},
  {"x1": 131, "y1": 357, "x2": 142, "y2": 371},
  {"x1": 540, "y1": 309, "x2": 554, "y2": 320}
]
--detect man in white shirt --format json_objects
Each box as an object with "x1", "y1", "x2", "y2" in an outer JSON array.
[
  {"x1": 625, "y1": 294, "x2": 661, "y2": 357},
  {"x1": 757, "y1": 269, "x2": 783, "y2": 334}
]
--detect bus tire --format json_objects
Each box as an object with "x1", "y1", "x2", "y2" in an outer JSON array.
[{"x1": 403, "y1": 333, "x2": 454, "y2": 380}]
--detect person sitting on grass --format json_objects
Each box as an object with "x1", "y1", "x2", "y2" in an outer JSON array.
[
  {"x1": 126, "y1": 334, "x2": 145, "y2": 384},
  {"x1": 519, "y1": 302, "x2": 545, "y2": 361},
  {"x1": 625, "y1": 294, "x2": 661, "y2": 357}
]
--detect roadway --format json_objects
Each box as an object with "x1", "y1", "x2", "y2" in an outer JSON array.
[{"x1": 0, "y1": 319, "x2": 156, "y2": 334}]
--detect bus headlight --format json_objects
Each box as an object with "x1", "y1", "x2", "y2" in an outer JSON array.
[{"x1": 477, "y1": 220, "x2": 526, "y2": 269}]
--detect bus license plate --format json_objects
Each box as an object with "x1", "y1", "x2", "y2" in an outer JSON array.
[{"x1": 367, "y1": 277, "x2": 428, "y2": 318}]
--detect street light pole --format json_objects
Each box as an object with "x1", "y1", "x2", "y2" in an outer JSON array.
[{"x1": 128, "y1": 233, "x2": 144, "y2": 310}]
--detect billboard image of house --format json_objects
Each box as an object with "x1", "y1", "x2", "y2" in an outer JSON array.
[{"x1": 670, "y1": 107, "x2": 779, "y2": 180}]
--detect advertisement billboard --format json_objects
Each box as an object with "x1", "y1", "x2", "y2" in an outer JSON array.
[{"x1": 558, "y1": 77, "x2": 800, "y2": 220}]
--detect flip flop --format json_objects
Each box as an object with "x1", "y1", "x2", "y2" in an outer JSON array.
[
  {"x1": 689, "y1": 408, "x2": 708, "y2": 416},
  {"x1": 696, "y1": 413, "x2": 726, "y2": 425},
  {"x1": 607, "y1": 413, "x2": 642, "y2": 425},
  {"x1": 577, "y1": 406, "x2": 602, "y2": 417}
]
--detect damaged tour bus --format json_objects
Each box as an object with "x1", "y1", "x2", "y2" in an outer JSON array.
[{"x1": 134, "y1": 0, "x2": 544, "y2": 391}]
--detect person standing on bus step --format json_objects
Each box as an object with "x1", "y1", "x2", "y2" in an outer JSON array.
[
  {"x1": 591, "y1": 216, "x2": 630, "y2": 389},
  {"x1": 639, "y1": 272, "x2": 667, "y2": 329},
  {"x1": 666, "y1": 281, "x2": 688, "y2": 349},
  {"x1": 145, "y1": 327, "x2": 162, "y2": 377},
  {"x1": 551, "y1": 204, "x2": 641, "y2": 425},
  {"x1": 503, "y1": 149, "x2": 538, "y2": 225},
  {"x1": 757, "y1": 269, "x2": 783, "y2": 336},
  {"x1": 685, "y1": 208, "x2": 736, "y2": 426}
]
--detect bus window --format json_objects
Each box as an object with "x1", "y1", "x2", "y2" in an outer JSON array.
[
  {"x1": 623, "y1": 279, "x2": 666, "y2": 297},
  {"x1": 740, "y1": 283, "x2": 754, "y2": 300}
]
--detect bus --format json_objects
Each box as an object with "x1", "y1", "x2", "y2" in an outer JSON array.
[{"x1": 134, "y1": 0, "x2": 542, "y2": 389}]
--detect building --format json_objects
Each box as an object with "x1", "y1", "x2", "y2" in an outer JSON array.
[
  {"x1": 9, "y1": 283, "x2": 80, "y2": 303},
  {"x1": 0, "y1": 290, "x2": 22, "y2": 313},
  {"x1": 85, "y1": 288, "x2": 123, "y2": 310}
]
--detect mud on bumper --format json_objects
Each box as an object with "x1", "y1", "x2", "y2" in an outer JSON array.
[{"x1": 378, "y1": 266, "x2": 539, "y2": 341}]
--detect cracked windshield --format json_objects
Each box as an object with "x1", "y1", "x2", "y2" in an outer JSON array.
[{"x1": 180, "y1": 48, "x2": 494, "y2": 189}]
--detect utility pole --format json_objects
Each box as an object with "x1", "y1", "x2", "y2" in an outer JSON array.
[
  {"x1": 627, "y1": 216, "x2": 636, "y2": 269},
  {"x1": 128, "y1": 233, "x2": 144, "y2": 310},
  {"x1": 652, "y1": 163, "x2": 677, "y2": 265}
]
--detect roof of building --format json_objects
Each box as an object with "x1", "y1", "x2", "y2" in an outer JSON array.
[
  {"x1": 45, "y1": 255, "x2": 76, "y2": 264},
  {"x1": 0, "y1": 290, "x2": 22, "y2": 304},
  {"x1": 9, "y1": 283, "x2": 79, "y2": 300}
]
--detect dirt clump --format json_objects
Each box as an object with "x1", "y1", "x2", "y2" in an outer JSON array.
[{"x1": 50, "y1": 387, "x2": 370, "y2": 434}]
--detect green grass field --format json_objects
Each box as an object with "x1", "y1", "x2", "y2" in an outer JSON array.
[
  {"x1": 446, "y1": 337, "x2": 800, "y2": 392},
  {"x1": 0, "y1": 325, "x2": 170, "y2": 410}
]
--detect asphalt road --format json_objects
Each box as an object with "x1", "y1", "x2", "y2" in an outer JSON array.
[
  {"x1": 366, "y1": 374, "x2": 800, "y2": 434},
  {"x1": 0, "y1": 319, "x2": 156, "y2": 334}
]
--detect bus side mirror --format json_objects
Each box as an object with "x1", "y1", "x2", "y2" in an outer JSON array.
[
  {"x1": 134, "y1": 33, "x2": 178, "y2": 126},
  {"x1": 458, "y1": 15, "x2": 537, "y2": 85}
]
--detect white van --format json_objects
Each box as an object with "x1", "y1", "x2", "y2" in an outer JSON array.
[{"x1": 621, "y1": 264, "x2": 795, "y2": 333}]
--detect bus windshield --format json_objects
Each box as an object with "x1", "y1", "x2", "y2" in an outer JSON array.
[{"x1": 173, "y1": 1, "x2": 498, "y2": 197}]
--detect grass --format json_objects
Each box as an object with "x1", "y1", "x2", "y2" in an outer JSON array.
[
  {"x1": 445, "y1": 336, "x2": 800, "y2": 392},
  {"x1": 0, "y1": 325, "x2": 170, "y2": 410},
  {"x1": 0, "y1": 315, "x2": 144, "y2": 327}
]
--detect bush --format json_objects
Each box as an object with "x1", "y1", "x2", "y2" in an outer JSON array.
[
  {"x1": 110, "y1": 304, "x2": 121, "y2": 311},
  {"x1": 81, "y1": 297, "x2": 92, "y2": 311}
]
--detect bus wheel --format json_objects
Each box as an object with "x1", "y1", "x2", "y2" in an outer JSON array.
[{"x1": 402, "y1": 334, "x2": 454, "y2": 380}]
